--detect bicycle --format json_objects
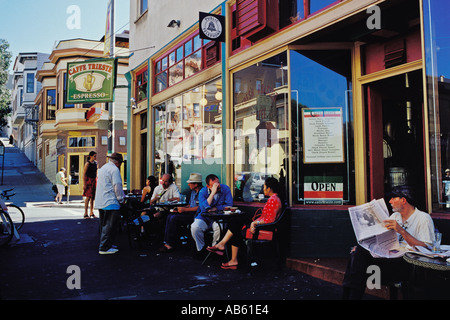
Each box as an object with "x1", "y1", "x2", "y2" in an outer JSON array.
[
  {"x1": 0, "y1": 204, "x2": 14, "y2": 247},
  {"x1": 1, "y1": 188, "x2": 25, "y2": 231}
]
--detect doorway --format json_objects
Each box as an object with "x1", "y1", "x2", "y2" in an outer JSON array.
[
  {"x1": 68, "y1": 153, "x2": 88, "y2": 196},
  {"x1": 365, "y1": 70, "x2": 426, "y2": 209}
]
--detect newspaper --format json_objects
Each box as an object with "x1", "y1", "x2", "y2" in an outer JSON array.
[
  {"x1": 348, "y1": 199, "x2": 404, "y2": 258},
  {"x1": 412, "y1": 245, "x2": 450, "y2": 259}
]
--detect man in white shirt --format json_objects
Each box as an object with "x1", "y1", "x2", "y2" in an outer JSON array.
[
  {"x1": 94, "y1": 153, "x2": 125, "y2": 255},
  {"x1": 342, "y1": 185, "x2": 435, "y2": 299},
  {"x1": 150, "y1": 174, "x2": 181, "y2": 207}
]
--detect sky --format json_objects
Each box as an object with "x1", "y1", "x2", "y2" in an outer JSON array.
[{"x1": 0, "y1": 0, "x2": 130, "y2": 72}]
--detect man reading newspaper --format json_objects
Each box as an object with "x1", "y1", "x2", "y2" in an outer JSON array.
[{"x1": 342, "y1": 185, "x2": 435, "y2": 299}]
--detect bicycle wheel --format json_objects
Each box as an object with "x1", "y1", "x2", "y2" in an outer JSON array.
[
  {"x1": 0, "y1": 210, "x2": 14, "y2": 247},
  {"x1": 6, "y1": 204, "x2": 24, "y2": 231}
]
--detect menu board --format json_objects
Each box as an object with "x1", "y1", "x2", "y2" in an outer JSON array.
[{"x1": 302, "y1": 107, "x2": 344, "y2": 164}]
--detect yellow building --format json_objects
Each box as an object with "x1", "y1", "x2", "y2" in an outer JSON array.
[{"x1": 35, "y1": 35, "x2": 129, "y2": 195}]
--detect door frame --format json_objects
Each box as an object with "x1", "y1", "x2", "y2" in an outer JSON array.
[
  {"x1": 352, "y1": 44, "x2": 427, "y2": 205},
  {"x1": 67, "y1": 152, "x2": 89, "y2": 196}
]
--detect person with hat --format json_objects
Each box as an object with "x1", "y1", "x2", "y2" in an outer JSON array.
[
  {"x1": 342, "y1": 185, "x2": 435, "y2": 299},
  {"x1": 158, "y1": 173, "x2": 203, "y2": 252},
  {"x1": 94, "y1": 152, "x2": 125, "y2": 255}
]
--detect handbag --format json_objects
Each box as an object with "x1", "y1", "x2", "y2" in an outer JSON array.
[
  {"x1": 245, "y1": 228, "x2": 273, "y2": 241},
  {"x1": 244, "y1": 208, "x2": 273, "y2": 240}
]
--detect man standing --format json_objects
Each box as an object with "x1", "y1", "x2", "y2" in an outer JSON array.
[
  {"x1": 191, "y1": 174, "x2": 233, "y2": 255},
  {"x1": 55, "y1": 168, "x2": 68, "y2": 204},
  {"x1": 95, "y1": 152, "x2": 125, "y2": 255},
  {"x1": 342, "y1": 185, "x2": 435, "y2": 299}
]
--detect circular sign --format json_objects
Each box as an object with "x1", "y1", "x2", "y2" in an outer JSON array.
[{"x1": 201, "y1": 15, "x2": 222, "y2": 40}]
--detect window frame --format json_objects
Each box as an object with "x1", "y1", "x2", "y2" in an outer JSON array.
[
  {"x1": 153, "y1": 32, "x2": 220, "y2": 94},
  {"x1": 135, "y1": 67, "x2": 148, "y2": 103}
]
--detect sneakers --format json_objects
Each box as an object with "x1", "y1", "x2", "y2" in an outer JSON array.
[{"x1": 99, "y1": 247, "x2": 119, "y2": 255}]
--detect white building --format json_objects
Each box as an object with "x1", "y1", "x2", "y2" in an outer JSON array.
[{"x1": 11, "y1": 52, "x2": 50, "y2": 163}]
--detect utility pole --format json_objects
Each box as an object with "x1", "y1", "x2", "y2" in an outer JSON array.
[{"x1": 107, "y1": 0, "x2": 115, "y2": 155}]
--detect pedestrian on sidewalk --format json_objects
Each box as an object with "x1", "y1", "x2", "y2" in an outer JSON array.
[
  {"x1": 82, "y1": 151, "x2": 98, "y2": 219},
  {"x1": 55, "y1": 168, "x2": 68, "y2": 204},
  {"x1": 95, "y1": 152, "x2": 125, "y2": 255}
]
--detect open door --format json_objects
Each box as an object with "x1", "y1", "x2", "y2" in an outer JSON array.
[{"x1": 365, "y1": 70, "x2": 426, "y2": 209}]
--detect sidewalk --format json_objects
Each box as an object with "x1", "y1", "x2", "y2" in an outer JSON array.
[
  {"x1": 0, "y1": 142, "x2": 84, "y2": 208},
  {"x1": 0, "y1": 142, "x2": 386, "y2": 299}
]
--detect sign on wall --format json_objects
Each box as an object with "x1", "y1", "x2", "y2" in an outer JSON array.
[
  {"x1": 304, "y1": 176, "x2": 344, "y2": 205},
  {"x1": 66, "y1": 58, "x2": 116, "y2": 104},
  {"x1": 199, "y1": 12, "x2": 225, "y2": 42}
]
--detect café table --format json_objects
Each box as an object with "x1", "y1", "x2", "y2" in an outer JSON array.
[
  {"x1": 200, "y1": 210, "x2": 246, "y2": 265},
  {"x1": 403, "y1": 252, "x2": 450, "y2": 299},
  {"x1": 152, "y1": 201, "x2": 187, "y2": 209}
]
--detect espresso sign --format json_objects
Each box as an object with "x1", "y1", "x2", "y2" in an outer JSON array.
[{"x1": 66, "y1": 58, "x2": 116, "y2": 103}]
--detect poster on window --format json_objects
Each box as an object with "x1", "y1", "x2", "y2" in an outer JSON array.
[{"x1": 302, "y1": 107, "x2": 344, "y2": 163}]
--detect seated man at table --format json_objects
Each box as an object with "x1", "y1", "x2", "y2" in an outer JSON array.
[
  {"x1": 342, "y1": 185, "x2": 435, "y2": 299},
  {"x1": 149, "y1": 174, "x2": 181, "y2": 210},
  {"x1": 190, "y1": 174, "x2": 233, "y2": 256},
  {"x1": 158, "y1": 173, "x2": 203, "y2": 252},
  {"x1": 142, "y1": 174, "x2": 180, "y2": 237}
]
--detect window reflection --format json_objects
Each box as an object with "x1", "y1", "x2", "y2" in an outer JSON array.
[
  {"x1": 153, "y1": 78, "x2": 222, "y2": 191},
  {"x1": 423, "y1": 0, "x2": 450, "y2": 211},
  {"x1": 233, "y1": 52, "x2": 289, "y2": 202},
  {"x1": 290, "y1": 50, "x2": 354, "y2": 205},
  {"x1": 309, "y1": 0, "x2": 338, "y2": 14},
  {"x1": 46, "y1": 89, "x2": 56, "y2": 120}
]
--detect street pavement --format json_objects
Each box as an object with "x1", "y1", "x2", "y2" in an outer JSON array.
[{"x1": 0, "y1": 142, "x2": 363, "y2": 311}]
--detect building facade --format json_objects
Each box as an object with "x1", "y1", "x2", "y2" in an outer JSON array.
[
  {"x1": 127, "y1": 0, "x2": 450, "y2": 258},
  {"x1": 35, "y1": 36, "x2": 129, "y2": 194},
  {"x1": 11, "y1": 52, "x2": 50, "y2": 163}
]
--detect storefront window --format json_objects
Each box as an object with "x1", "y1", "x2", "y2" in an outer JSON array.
[
  {"x1": 423, "y1": 0, "x2": 450, "y2": 212},
  {"x1": 233, "y1": 52, "x2": 289, "y2": 202},
  {"x1": 290, "y1": 50, "x2": 354, "y2": 205},
  {"x1": 153, "y1": 78, "x2": 223, "y2": 192}
]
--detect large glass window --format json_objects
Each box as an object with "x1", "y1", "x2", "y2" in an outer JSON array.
[
  {"x1": 232, "y1": 52, "x2": 289, "y2": 202},
  {"x1": 153, "y1": 78, "x2": 223, "y2": 192},
  {"x1": 290, "y1": 50, "x2": 354, "y2": 205},
  {"x1": 423, "y1": 0, "x2": 450, "y2": 212}
]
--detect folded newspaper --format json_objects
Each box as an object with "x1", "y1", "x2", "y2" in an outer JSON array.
[{"x1": 348, "y1": 199, "x2": 404, "y2": 258}]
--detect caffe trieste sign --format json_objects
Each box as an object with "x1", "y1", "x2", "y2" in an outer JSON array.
[{"x1": 66, "y1": 58, "x2": 116, "y2": 103}]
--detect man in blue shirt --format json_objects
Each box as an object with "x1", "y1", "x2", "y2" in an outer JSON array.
[{"x1": 190, "y1": 174, "x2": 233, "y2": 254}]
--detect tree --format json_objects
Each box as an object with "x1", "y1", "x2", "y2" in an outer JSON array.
[{"x1": 0, "y1": 39, "x2": 12, "y2": 129}]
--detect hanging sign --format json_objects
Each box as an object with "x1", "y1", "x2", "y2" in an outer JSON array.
[
  {"x1": 199, "y1": 12, "x2": 225, "y2": 42},
  {"x1": 66, "y1": 58, "x2": 116, "y2": 104}
]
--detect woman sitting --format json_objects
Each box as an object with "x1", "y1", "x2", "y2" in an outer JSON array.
[
  {"x1": 140, "y1": 175, "x2": 158, "y2": 205},
  {"x1": 207, "y1": 177, "x2": 282, "y2": 270}
]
